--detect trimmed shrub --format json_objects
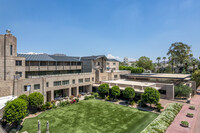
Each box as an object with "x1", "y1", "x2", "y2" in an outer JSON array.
[
  {"x1": 65, "y1": 100, "x2": 70, "y2": 105},
  {"x1": 123, "y1": 87, "x2": 135, "y2": 101},
  {"x1": 41, "y1": 104, "x2": 47, "y2": 111},
  {"x1": 111, "y1": 86, "x2": 120, "y2": 99},
  {"x1": 186, "y1": 113, "x2": 193, "y2": 118},
  {"x1": 4, "y1": 98, "x2": 27, "y2": 123},
  {"x1": 94, "y1": 92, "x2": 99, "y2": 98},
  {"x1": 142, "y1": 87, "x2": 160, "y2": 107},
  {"x1": 45, "y1": 102, "x2": 52, "y2": 109},
  {"x1": 137, "y1": 100, "x2": 147, "y2": 107},
  {"x1": 98, "y1": 83, "x2": 109, "y2": 98},
  {"x1": 189, "y1": 106, "x2": 195, "y2": 110},
  {"x1": 181, "y1": 121, "x2": 189, "y2": 127},
  {"x1": 28, "y1": 92, "x2": 44, "y2": 108},
  {"x1": 18, "y1": 94, "x2": 29, "y2": 105},
  {"x1": 156, "y1": 103, "x2": 164, "y2": 112},
  {"x1": 84, "y1": 96, "x2": 89, "y2": 100},
  {"x1": 141, "y1": 103, "x2": 183, "y2": 133}
]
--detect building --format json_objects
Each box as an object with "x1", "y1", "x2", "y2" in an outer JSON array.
[
  {"x1": 0, "y1": 31, "x2": 130, "y2": 106},
  {"x1": 106, "y1": 58, "x2": 119, "y2": 71},
  {"x1": 96, "y1": 73, "x2": 196, "y2": 100},
  {"x1": 124, "y1": 57, "x2": 128, "y2": 64}
]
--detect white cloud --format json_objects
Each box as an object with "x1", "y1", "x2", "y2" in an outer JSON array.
[
  {"x1": 19, "y1": 52, "x2": 45, "y2": 55},
  {"x1": 107, "y1": 54, "x2": 136, "y2": 62}
]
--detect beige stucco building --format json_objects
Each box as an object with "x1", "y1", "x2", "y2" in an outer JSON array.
[{"x1": 0, "y1": 31, "x2": 130, "y2": 104}]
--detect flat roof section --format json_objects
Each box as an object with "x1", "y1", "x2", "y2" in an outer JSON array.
[{"x1": 127, "y1": 73, "x2": 191, "y2": 80}]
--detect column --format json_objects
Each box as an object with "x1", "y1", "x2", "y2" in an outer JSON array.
[
  {"x1": 51, "y1": 90, "x2": 54, "y2": 101},
  {"x1": 68, "y1": 88, "x2": 71, "y2": 97}
]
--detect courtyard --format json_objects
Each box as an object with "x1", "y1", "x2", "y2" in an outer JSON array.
[{"x1": 19, "y1": 99, "x2": 158, "y2": 133}]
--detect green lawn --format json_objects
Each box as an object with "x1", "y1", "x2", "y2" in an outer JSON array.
[{"x1": 20, "y1": 100, "x2": 158, "y2": 133}]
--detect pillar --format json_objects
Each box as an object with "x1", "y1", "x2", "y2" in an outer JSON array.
[{"x1": 51, "y1": 90, "x2": 54, "y2": 101}]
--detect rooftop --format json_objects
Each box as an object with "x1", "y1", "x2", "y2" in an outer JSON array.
[{"x1": 127, "y1": 73, "x2": 191, "y2": 80}]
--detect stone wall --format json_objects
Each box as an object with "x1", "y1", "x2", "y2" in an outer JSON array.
[{"x1": 0, "y1": 80, "x2": 13, "y2": 97}]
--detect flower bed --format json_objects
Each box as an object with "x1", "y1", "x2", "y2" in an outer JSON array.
[
  {"x1": 181, "y1": 121, "x2": 189, "y2": 127},
  {"x1": 189, "y1": 106, "x2": 195, "y2": 110},
  {"x1": 141, "y1": 103, "x2": 183, "y2": 133},
  {"x1": 186, "y1": 113, "x2": 194, "y2": 118}
]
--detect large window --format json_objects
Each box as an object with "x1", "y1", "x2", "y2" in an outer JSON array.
[
  {"x1": 46, "y1": 82, "x2": 49, "y2": 87},
  {"x1": 85, "y1": 78, "x2": 90, "y2": 82},
  {"x1": 72, "y1": 79, "x2": 75, "y2": 84},
  {"x1": 79, "y1": 79, "x2": 83, "y2": 83},
  {"x1": 16, "y1": 60, "x2": 22, "y2": 66},
  {"x1": 34, "y1": 84, "x2": 40, "y2": 90},
  {"x1": 54, "y1": 81, "x2": 62, "y2": 86},
  {"x1": 16, "y1": 71, "x2": 22, "y2": 77},
  {"x1": 10, "y1": 45, "x2": 13, "y2": 56},
  {"x1": 113, "y1": 63, "x2": 116, "y2": 65},
  {"x1": 62, "y1": 80, "x2": 69, "y2": 85},
  {"x1": 24, "y1": 85, "x2": 31, "y2": 91}
]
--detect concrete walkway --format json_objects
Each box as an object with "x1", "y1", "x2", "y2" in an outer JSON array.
[{"x1": 166, "y1": 94, "x2": 200, "y2": 133}]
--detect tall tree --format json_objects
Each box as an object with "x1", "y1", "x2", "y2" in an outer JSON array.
[
  {"x1": 156, "y1": 57, "x2": 161, "y2": 66},
  {"x1": 136, "y1": 56, "x2": 154, "y2": 70},
  {"x1": 167, "y1": 42, "x2": 191, "y2": 65},
  {"x1": 163, "y1": 57, "x2": 166, "y2": 65}
]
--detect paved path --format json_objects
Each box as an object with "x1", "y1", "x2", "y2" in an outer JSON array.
[{"x1": 166, "y1": 94, "x2": 200, "y2": 133}]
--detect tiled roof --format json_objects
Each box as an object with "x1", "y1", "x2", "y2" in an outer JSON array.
[
  {"x1": 107, "y1": 58, "x2": 120, "y2": 62},
  {"x1": 17, "y1": 54, "x2": 56, "y2": 61},
  {"x1": 17, "y1": 54, "x2": 80, "y2": 62},
  {"x1": 81, "y1": 55, "x2": 107, "y2": 60},
  {"x1": 49, "y1": 55, "x2": 80, "y2": 62}
]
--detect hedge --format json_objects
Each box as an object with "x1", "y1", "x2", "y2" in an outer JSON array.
[
  {"x1": 119, "y1": 66, "x2": 144, "y2": 73},
  {"x1": 141, "y1": 103, "x2": 183, "y2": 133}
]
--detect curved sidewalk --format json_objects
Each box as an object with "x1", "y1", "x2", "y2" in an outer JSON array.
[{"x1": 166, "y1": 94, "x2": 200, "y2": 133}]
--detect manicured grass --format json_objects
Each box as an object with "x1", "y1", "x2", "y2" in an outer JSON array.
[{"x1": 20, "y1": 100, "x2": 158, "y2": 133}]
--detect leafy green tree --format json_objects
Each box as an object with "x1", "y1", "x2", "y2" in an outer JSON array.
[
  {"x1": 111, "y1": 86, "x2": 120, "y2": 99},
  {"x1": 28, "y1": 92, "x2": 44, "y2": 108},
  {"x1": 192, "y1": 70, "x2": 200, "y2": 88},
  {"x1": 142, "y1": 87, "x2": 160, "y2": 107},
  {"x1": 123, "y1": 87, "x2": 135, "y2": 101},
  {"x1": 18, "y1": 94, "x2": 29, "y2": 105},
  {"x1": 167, "y1": 42, "x2": 191, "y2": 65},
  {"x1": 98, "y1": 83, "x2": 109, "y2": 98},
  {"x1": 136, "y1": 56, "x2": 154, "y2": 70},
  {"x1": 174, "y1": 84, "x2": 192, "y2": 98},
  {"x1": 3, "y1": 98, "x2": 27, "y2": 123}
]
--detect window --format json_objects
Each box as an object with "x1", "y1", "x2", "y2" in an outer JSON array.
[
  {"x1": 72, "y1": 79, "x2": 75, "y2": 84},
  {"x1": 79, "y1": 79, "x2": 83, "y2": 83},
  {"x1": 16, "y1": 60, "x2": 22, "y2": 66},
  {"x1": 62, "y1": 80, "x2": 69, "y2": 85},
  {"x1": 54, "y1": 81, "x2": 62, "y2": 86},
  {"x1": 46, "y1": 82, "x2": 49, "y2": 87},
  {"x1": 114, "y1": 75, "x2": 118, "y2": 79},
  {"x1": 34, "y1": 84, "x2": 40, "y2": 90},
  {"x1": 113, "y1": 63, "x2": 116, "y2": 65},
  {"x1": 24, "y1": 85, "x2": 31, "y2": 91},
  {"x1": 77, "y1": 62, "x2": 81, "y2": 66},
  {"x1": 159, "y1": 90, "x2": 166, "y2": 95},
  {"x1": 10, "y1": 45, "x2": 13, "y2": 55},
  {"x1": 16, "y1": 71, "x2": 22, "y2": 77},
  {"x1": 85, "y1": 78, "x2": 90, "y2": 82},
  {"x1": 97, "y1": 62, "x2": 100, "y2": 66},
  {"x1": 92, "y1": 77, "x2": 94, "y2": 81},
  {"x1": 107, "y1": 63, "x2": 109, "y2": 65}
]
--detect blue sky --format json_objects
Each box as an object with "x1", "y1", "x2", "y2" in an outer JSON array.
[{"x1": 0, "y1": 0, "x2": 200, "y2": 61}]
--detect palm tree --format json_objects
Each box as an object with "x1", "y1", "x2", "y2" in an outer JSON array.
[
  {"x1": 168, "y1": 57, "x2": 174, "y2": 73},
  {"x1": 156, "y1": 57, "x2": 161, "y2": 66},
  {"x1": 163, "y1": 57, "x2": 166, "y2": 65}
]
